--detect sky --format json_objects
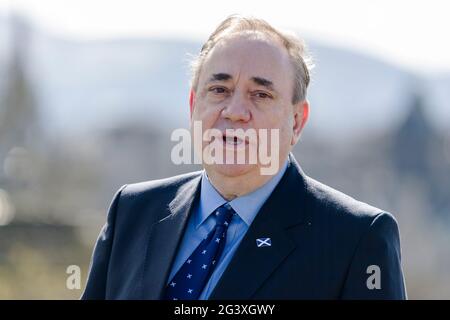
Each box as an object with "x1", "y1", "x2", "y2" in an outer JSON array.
[{"x1": 1, "y1": 0, "x2": 450, "y2": 74}]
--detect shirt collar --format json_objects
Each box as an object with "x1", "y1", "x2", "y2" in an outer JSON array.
[{"x1": 196, "y1": 160, "x2": 289, "y2": 228}]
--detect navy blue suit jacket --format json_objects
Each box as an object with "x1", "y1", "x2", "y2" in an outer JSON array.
[{"x1": 81, "y1": 154, "x2": 407, "y2": 299}]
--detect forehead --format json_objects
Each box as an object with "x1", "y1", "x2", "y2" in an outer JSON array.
[{"x1": 200, "y1": 33, "x2": 293, "y2": 87}]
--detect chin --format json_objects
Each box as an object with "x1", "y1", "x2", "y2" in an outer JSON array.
[{"x1": 207, "y1": 162, "x2": 258, "y2": 178}]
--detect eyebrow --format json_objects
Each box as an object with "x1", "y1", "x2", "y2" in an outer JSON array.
[
  {"x1": 207, "y1": 73, "x2": 275, "y2": 91},
  {"x1": 208, "y1": 73, "x2": 232, "y2": 82},
  {"x1": 251, "y1": 76, "x2": 274, "y2": 91}
]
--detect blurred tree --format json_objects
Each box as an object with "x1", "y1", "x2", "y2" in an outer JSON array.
[
  {"x1": 0, "y1": 13, "x2": 41, "y2": 187},
  {"x1": 391, "y1": 91, "x2": 436, "y2": 175},
  {"x1": 389, "y1": 88, "x2": 450, "y2": 221}
]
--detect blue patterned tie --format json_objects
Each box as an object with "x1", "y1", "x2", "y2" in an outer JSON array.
[{"x1": 163, "y1": 203, "x2": 235, "y2": 300}]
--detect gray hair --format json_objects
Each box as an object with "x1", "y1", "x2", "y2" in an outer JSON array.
[{"x1": 189, "y1": 15, "x2": 314, "y2": 104}]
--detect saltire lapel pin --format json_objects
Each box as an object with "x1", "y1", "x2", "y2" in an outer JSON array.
[{"x1": 256, "y1": 237, "x2": 272, "y2": 247}]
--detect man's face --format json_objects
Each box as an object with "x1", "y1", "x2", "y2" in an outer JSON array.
[{"x1": 190, "y1": 33, "x2": 308, "y2": 180}]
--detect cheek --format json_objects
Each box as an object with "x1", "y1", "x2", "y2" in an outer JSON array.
[
  {"x1": 273, "y1": 110, "x2": 295, "y2": 143},
  {"x1": 257, "y1": 105, "x2": 291, "y2": 129},
  {"x1": 252, "y1": 109, "x2": 292, "y2": 148},
  {"x1": 192, "y1": 101, "x2": 222, "y2": 129}
]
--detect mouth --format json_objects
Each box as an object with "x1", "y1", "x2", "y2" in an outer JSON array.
[
  {"x1": 222, "y1": 134, "x2": 247, "y2": 146},
  {"x1": 219, "y1": 129, "x2": 254, "y2": 148}
]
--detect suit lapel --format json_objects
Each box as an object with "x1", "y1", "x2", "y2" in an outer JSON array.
[
  {"x1": 139, "y1": 174, "x2": 202, "y2": 299},
  {"x1": 209, "y1": 154, "x2": 311, "y2": 299}
]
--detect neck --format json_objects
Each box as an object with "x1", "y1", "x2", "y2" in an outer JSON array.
[
  {"x1": 205, "y1": 161, "x2": 286, "y2": 200},
  {"x1": 210, "y1": 174, "x2": 273, "y2": 201}
]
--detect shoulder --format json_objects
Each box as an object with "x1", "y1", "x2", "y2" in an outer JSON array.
[
  {"x1": 109, "y1": 170, "x2": 202, "y2": 221},
  {"x1": 100, "y1": 170, "x2": 203, "y2": 237},
  {"x1": 303, "y1": 174, "x2": 399, "y2": 239},
  {"x1": 120, "y1": 170, "x2": 203, "y2": 198},
  {"x1": 297, "y1": 174, "x2": 403, "y2": 281}
]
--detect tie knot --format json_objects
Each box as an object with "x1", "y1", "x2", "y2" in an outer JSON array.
[{"x1": 214, "y1": 203, "x2": 235, "y2": 226}]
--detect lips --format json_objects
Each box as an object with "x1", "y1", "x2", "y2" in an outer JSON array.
[
  {"x1": 205, "y1": 129, "x2": 254, "y2": 150},
  {"x1": 223, "y1": 134, "x2": 246, "y2": 146}
]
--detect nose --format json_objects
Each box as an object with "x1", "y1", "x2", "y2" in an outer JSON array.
[{"x1": 221, "y1": 92, "x2": 251, "y2": 122}]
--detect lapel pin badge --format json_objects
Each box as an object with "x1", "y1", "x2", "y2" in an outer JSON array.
[{"x1": 256, "y1": 237, "x2": 272, "y2": 247}]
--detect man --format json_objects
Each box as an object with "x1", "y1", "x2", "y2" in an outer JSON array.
[{"x1": 82, "y1": 15, "x2": 407, "y2": 300}]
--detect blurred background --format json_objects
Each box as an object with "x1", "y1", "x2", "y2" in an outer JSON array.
[{"x1": 0, "y1": 0, "x2": 449, "y2": 299}]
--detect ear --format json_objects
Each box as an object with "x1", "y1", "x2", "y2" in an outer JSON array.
[
  {"x1": 291, "y1": 99, "x2": 310, "y2": 146},
  {"x1": 189, "y1": 89, "x2": 196, "y2": 118}
]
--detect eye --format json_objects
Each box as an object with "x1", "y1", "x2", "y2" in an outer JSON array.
[
  {"x1": 208, "y1": 86, "x2": 228, "y2": 94},
  {"x1": 252, "y1": 91, "x2": 273, "y2": 99}
]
